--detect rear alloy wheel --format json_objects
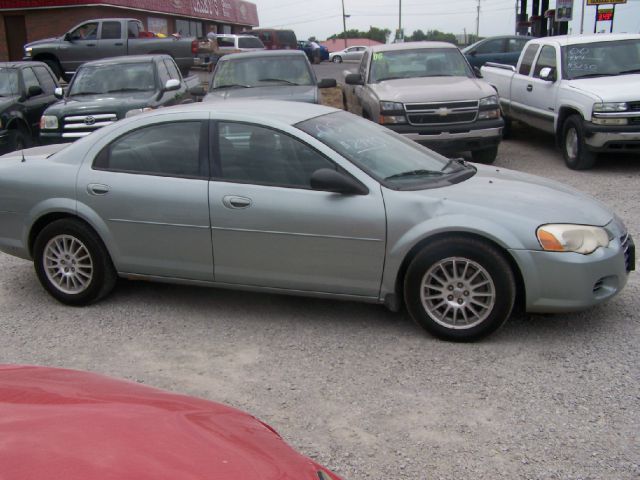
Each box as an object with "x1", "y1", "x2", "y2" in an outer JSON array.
[
  {"x1": 471, "y1": 146, "x2": 498, "y2": 164},
  {"x1": 33, "y1": 219, "x2": 117, "y2": 305},
  {"x1": 332, "y1": 55, "x2": 342, "y2": 63},
  {"x1": 404, "y1": 237, "x2": 516, "y2": 341},
  {"x1": 562, "y1": 115, "x2": 597, "y2": 170}
]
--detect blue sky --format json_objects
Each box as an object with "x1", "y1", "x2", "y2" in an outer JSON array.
[{"x1": 253, "y1": 0, "x2": 640, "y2": 41}]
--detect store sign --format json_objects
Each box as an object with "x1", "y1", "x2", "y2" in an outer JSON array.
[
  {"x1": 586, "y1": 0, "x2": 626, "y2": 5},
  {"x1": 556, "y1": 0, "x2": 573, "y2": 21},
  {"x1": 596, "y1": 8, "x2": 614, "y2": 20}
]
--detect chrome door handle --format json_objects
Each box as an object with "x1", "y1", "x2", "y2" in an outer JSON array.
[
  {"x1": 222, "y1": 195, "x2": 252, "y2": 209},
  {"x1": 87, "y1": 183, "x2": 110, "y2": 195}
]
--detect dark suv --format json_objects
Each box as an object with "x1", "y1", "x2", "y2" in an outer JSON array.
[{"x1": 0, "y1": 62, "x2": 60, "y2": 154}]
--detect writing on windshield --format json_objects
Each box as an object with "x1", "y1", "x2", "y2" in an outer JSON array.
[
  {"x1": 562, "y1": 39, "x2": 640, "y2": 79},
  {"x1": 69, "y1": 63, "x2": 157, "y2": 96}
]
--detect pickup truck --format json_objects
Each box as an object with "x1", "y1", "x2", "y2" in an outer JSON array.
[
  {"x1": 343, "y1": 42, "x2": 503, "y2": 163},
  {"x1": 39, "y1": 55, "x2": 202, "y2": 144},
  {"x1": 481, "y1": 33, "x2": 640, "y2": 170},
  {"x1": 23, "y1": 18, "x2": 197, "y2": 81},
  {"x1": 0, "y1": 61, "x2": 60, "y2": 154}
]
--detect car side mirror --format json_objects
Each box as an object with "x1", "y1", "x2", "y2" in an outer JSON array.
[
  {"x1": 27, "y1": 85, "x2": 43, "y2": 97},
  {"x1": 539, "y1": 67, "x2": 556, "y2": 82},
  {"x1": 189, "y1": 85, "x2": 206, "y2": 97},
  {"x1": 473, "y1": 66, "x2": 483, "y2": 78},
  {"x1": 345, "y1": 73, "x2": 364, "y2": 85},
  {"x1": 54, "y1": 87, "x2": 64, "y2": 99},
  {"x1": 469, "y1": 50, "x2": 477, "y2": 56},
  {"x1": 317, "y1": 78, "x2": 337, "y2": 89},
  {"x1": 310, "y1": 168, "x2": 368, "y2": 195},
  {"x1": 64, "y1": 32, "x2": 73, "y2": 42},
  {"x1": 164, "y1": 79, "x2": 181, "y2": 92}
]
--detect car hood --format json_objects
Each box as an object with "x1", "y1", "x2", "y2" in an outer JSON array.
[
  {"x1": 432, "y1": 164, "x2": 613, "y2": 227},
  {"x1": 204, "y1": 85, "x2": 317, "y2": 103},
  {"x1": 567, "y1": 74, "x2": 640, "y2": 103},
  {"x1": 0, "y1": 143, "x2": 69, "y2": 161},
  {"x1": 369, "y1": 77, "x2": 494, "y2": 103},
  {"x1": 46, "y1": 92, "x2": 156, "y2": 117},
  {"x1": 0, "y1": 365, "x2": 331, "y2": 480},
  {"x1": 25, "y1": 37, "x2": 61, "y2": 48}
]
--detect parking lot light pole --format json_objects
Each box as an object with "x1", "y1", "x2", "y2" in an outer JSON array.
[{"x1": 342, "y1": 0, "x2": 348, "y2": 49}]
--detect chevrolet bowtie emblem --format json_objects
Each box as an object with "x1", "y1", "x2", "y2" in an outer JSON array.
[{"x1": 437, "y1": 107, "x2": 452, "y2": 116}]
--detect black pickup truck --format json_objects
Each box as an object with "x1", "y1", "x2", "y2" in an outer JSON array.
[
  {"x1": 0, "y1": 61, "x2": 60, "y2": 154},
  {"x1": 39, "y1": 55, "x2": 203, "y2": 144}
]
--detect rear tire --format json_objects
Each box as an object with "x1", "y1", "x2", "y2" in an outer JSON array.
[
  {"x1": 332, "y1": 55, "x2": 342, "y2": 63},
  {"x1": 404, "y1": 237, "x2": 516, "y2": 341},
  {"x1": 33, "y1": 219, "x2": 117, "y2": 305},
  {"x1": 471, "y1": 146, "x2": 498, "y2": 164},
  {"x1": 561, "y1": 114, "x2": 597, "y2": 170},
  {"x1": 41, "y1": 58, "x2": 63, "y2": 81}
]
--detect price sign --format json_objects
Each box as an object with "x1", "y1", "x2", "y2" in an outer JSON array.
[{"x1": 596, "y1": 8, "x2": 614, "y2": 20}]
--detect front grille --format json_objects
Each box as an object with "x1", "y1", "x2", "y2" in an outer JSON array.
[
  {"x1": 62, "y1": 113, "x2": 118, "y2": 138},
  {"x1": 621, "y1": 233, "x2": 635, "y2": 273},
  {"x1": 627, "y1": 101, "x2": 640, "y2": 112},
  {"x1": 404, "y1": 100, "x2": 478, "y2": 126},
  {"x1": 593, "y1": 278, "x2": 604, "y2": 293}
]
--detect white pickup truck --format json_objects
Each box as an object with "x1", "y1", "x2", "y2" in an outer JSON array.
[{"x1": 481, "y1": 34, "x2": 640, "y2": 169}]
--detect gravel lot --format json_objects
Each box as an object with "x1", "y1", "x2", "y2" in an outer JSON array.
[{"x1": 1, "y1": 105, "x2": 638, "y2": 478}]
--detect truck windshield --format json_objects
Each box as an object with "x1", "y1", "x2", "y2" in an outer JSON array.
[
  {"x1": 0, "y1": 68, "x2": 19, "y2": 96},
  {"x1": 296, "y1": 111, "x2": 474, "y2": 189},
  {"x1": 68, "y1": 63, "x2": 157, "y2": 96},
  {"x1": 369, "y1": 48, "x2": 474, "y2": 83},
  {"x1": 562, "y1": 39, "x2": 640, "y2": 79},
  {"x1": 211, "y1": 56, "x2": 314, "y2": 89}
]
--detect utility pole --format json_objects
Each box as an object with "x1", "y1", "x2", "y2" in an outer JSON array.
[
  {"x1": 579, "y1": 0, "x2": 585, "y2": 33},
  {"x1": 341, "y1": 0, "x2": 348, "y2": 49},
  {"x1": 476, "y1": 0, "x2": 480, "y2": 39},
  {"x1": 399, "y1": 0, "x2": 402, "y2": 41}
]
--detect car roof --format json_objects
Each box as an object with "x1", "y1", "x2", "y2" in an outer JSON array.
[
  {"x1": 220, "y1": 50, "x2": 306, "y2": 61},
  {"x1": 80, "y1": 55, "x2": 164, "y2": 67},
  {"x1": 529, "y1": 33, "x2": 640, "y2": 47},
  {"x1": 370, "y1": 41, "x2": 458, "y2": 52},
  {"x1": 0, "y1": 61, "x2": 47, "y2": 69}
]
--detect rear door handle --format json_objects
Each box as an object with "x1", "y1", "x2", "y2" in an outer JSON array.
[
  {"x1": 86, "y1": 43, "x2": 96, "y2": 47},
  {"x1": 114, "y1": 42, "x2": 123, "y2": 46},
  {"x1": 222, "y1": 195, "x2": 252, "y2": 209},
  {"x1": 87, "y1": 183, "x2": 110, "y2": 195},
  {"x1": 526, "y1": 84, "x2": 533, "y2": 92}
]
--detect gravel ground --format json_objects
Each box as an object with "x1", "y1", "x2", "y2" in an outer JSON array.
[{"x1": 0, "y1": 123, "x2": 638, "y2": 479}]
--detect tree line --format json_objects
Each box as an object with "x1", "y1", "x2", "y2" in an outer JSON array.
[{"x1": 326, "y1": 28, "x2": 480, "y2": 46}]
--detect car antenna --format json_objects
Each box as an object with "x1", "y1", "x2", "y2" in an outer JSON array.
[{"x1": 21, "y1": 148, "x2": 26, "y2": 163}]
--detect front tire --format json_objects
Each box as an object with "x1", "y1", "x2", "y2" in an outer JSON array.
[
  {"x1": 332, "y1": 55, "x2": 342, "y2": 63},
  {"x1": 471, "y1": 146, "x2": 498, "y2": 164},
  {"x1": 561, "y1": 115, "x2": 597, "y2": 170},
  {"x1": 33, "y1": 219, "x2": 117, "y2": 305},
  {"x1": 404, "y1": 237, "x2": 516, "y2": 341}
]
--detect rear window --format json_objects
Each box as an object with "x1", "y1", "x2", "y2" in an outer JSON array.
[
  {"x1": 238, "y1": 37, "x2": 264, "y2": 49},
  {"x1": 217, "y1": 37, "x2": 235, "y2": 48},
  {"x1": 276, "y1": 30, "x2": 297, "y2": 45}
]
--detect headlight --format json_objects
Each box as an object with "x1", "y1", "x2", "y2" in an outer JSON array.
[
  {"x1": 40, "y1": 115, "x2": 58, "y2": 130},
  {"x1": 125, "y1": 107, "x2": 154, "y2": 118},
  {"x1": 479, "y1": 95, "x2": 499, "y2": 107},
  {"x1": 593, "y1": 102, "x2": 628, "y2": 113},
  {"x1": 24, "y1": 47, "x2": 32, "y2": 57},
  {"x1": 536, "y1": 224, "x2": 610, "y2": 255},
  {"x1": 380, "y1": 101, "x2": 404, "y2": 113},
  {"x1": 478, "y1": 109, "x2": 500, "y2": 120}
]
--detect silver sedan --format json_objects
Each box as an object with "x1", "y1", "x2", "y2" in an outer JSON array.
[{"x1": 0, "y1": 101, "x2": 634, "y2": 341}]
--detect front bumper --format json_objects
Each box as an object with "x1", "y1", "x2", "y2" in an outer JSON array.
[
  {"x1": 39, "y1": 131, "x2": 68, "y2": 145},
  {"x1": 510, "y1": 228, "x2": 634, "y2": 313},
  {"x1": 583, "y1": 120, "x2": 640, "y2": 152},
  {"x1": 386, "y1": 119, "x2": 503, "y2": 153}
]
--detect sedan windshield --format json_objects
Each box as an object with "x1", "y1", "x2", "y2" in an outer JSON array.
[
  {"x1": 296, "y1": 111, "x2": 474, "y2": 189},
  {"x1": 562, "y1": 39, "x2": 640, "y2": 79},
  {"x1": 0, "y1": 68, "x2": 19, "y2": 96},
  {"x1": 211, "y1": 56, "x2": 314, "y2": 90},
  {"x1": 68, "y1": 63, "x2": 157, "y2": 96},
  {"x1": 369, "y1": 48, "x2": 473, "y2": 83}
]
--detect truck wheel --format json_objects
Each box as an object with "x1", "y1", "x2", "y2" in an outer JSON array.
[
  {"x1": 41, "y1": 58, "x2": 63, "y2": 81},
  {"x1": 562, "y1": 115, "x2": 597, "y2": 170},
  {"x1": 404, "y1": 236, "x2": 516, "y2": 341},
  {"x1": 471, "y1": 146, "x2": 498, "y2": 164},
  {"x1": 332, "y1": 56, "x2": 342, "y2": 63}
]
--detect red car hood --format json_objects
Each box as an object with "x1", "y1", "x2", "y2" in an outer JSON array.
[{"x1": 0, "y1": 365, "x2": 339, "y2": 480}]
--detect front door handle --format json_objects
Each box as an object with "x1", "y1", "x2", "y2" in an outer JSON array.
[
  {"x1": 222, "y1": 195, "x2": 252, "y2": 209},
  {"x1": 526, "y1": 84, "x2": 533, "y2": 92},
  {"x1": 87, "y1": 183, "x2": 110, "y2": 196}
]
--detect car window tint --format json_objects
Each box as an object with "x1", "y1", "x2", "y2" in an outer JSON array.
[
  {"x1": 238, "y1": 37, "x2": 263, "y2": 48},
  {"x1": 533, "y1": 45, "x2": 557, "y2": 77},
  {"x1": 127, "y1": 21, "x2": 140, "y2": 39},
  {"x1": 101, "y1": 21, "x2": 121, "y2": 40},
  {"x1": 94, "y1": 122, "x2": 203, "y2": 178},
  {"x1": 33, "y1": 66, "x2": 57, "y2": 93},
  {"x1": 518, "y1": 44, "x2": 540, "y2": 75},
  {"x1": 359, "y1": 50, "x2": 369, "y2": 79},
  {"x1": 216, "y1": 122, "x2": 336, "y2": 188},
  {"x1": 475, "y1": 39, "x2": 505, "y2": 54},
  {"x1": 157, "y1": 60, "x2": 171, "y2": 84},
  {"x1": 21, "y1": 67, "x2": 40, "y2": 92},
  {"x1": 164, "y1": 58, "x2": 181, "y2": 80},
  {"x1": 218, "y1": 37, "x2": 235, "y2": 48},
  {"x1": 507, "y1": 38, "x2": 528, "y2": 53},
  {"x1": 70, "y1": 22, "x2": 98, "y2": 40}
]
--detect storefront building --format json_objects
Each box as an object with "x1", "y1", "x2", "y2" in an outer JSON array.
[{"x1": 0, "y1": 0, "x2": 259, "y2": 61}]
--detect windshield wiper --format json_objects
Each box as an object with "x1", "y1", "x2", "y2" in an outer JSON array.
[
  {"x1": 107, "y1": 88, "x2": 152, "y2": 93},
  {"x1": 572, "y1": 73, "x2": 615, "y2": 79},
  {"x1": 69, "y1": 91, "x2": 103, "y2": 96},
  {"x1": 440, "y1": 157, "x2": 467, "y2": 173},
  {"x1": 377, "y1": 76, "x2": 406, "y2": 82},
  {"x1": 258, "y1": 78, "x2": 299, "y2": 85},
  {"x1": 618, "y1": 68, "x2": 640, "y2": 75},
  {"x1": 385, "y1": 169, "x2": 444, "y2": 180},
  {"x1": 212, "y1": 83, "x2": 251, "y2": 89}
]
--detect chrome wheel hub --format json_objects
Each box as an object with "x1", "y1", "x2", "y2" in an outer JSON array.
[
  {"x1": 43, "y1": 234, "x2": 93, "y2": 295},
  {"x1": 566, "y1": 128, "x2": 578, "y2": 160},
  {"x1": 420, "y1": 257, "x2": 496, "y2": 329}
]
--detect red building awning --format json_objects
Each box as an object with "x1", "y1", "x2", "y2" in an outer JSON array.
[{"x1": 0, "y1": 0, "x2": 259, "y2": 26}]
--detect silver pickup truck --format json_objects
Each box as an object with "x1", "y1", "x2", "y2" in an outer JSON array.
[
  {"x1": 343, "y1": 42, "x2": 504, "y2": 163},
  {"x1": 23, "y1": 18, "x2": 197, "y2": 81}
]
